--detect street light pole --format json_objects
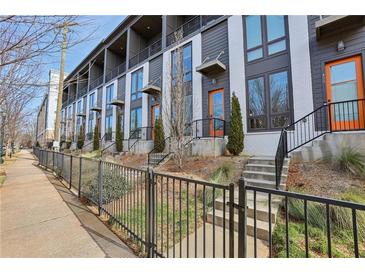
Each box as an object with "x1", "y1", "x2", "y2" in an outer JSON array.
[{"x1": 0, "y1": 110, "x2": 6, "y2": 164}]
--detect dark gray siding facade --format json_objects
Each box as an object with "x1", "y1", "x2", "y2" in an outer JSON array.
[
  {"x1": 148, "y1": 54, "x2": 163, "y2": 127},
  {"x1": 201, "y1": 20, "x2": 230, "y2": 134},
  {"x1": 117, "y1": 75, "x2": 126, "y2": 117},
  {"x1": 308, "y1": 16, "x2": 365, "y2": 110}
]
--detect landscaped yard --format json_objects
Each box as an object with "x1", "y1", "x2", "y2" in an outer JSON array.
[{"x1": 273, "y1": 160, "x2": 365, "y2": 258}]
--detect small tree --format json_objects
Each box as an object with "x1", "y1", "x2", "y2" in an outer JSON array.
[
  {"x1": 77, "y1": 125, "x2": 85, "y2": 149},
  {"x1": 115, "y1": 115, "x2": 123, "y2": 153},
  {"x1": 154, "y1": 115, "x2": 165, "y2": 153},
  {"x1": 226, "y1": 93, "x2": 244, "y2": 156},
  {"x1": 93, "y1": 123, "x2": 100, "y2": 151}
]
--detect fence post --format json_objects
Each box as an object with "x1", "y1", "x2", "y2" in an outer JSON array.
[
  {"x1": 69, "y1": 155, "x2": 73, "y2": 189},
  {"x1": 46, "y1": 150, "x2": 48, "y2": 169},
  {"x1": 238, "y1": 177, "x2": 247, "y2": 258},
  {"x1": 228, "y1": 183, "x2": 235, "y2": 258},
  {"x1": 53, "y1": 151, "x2": 55, "y2": 171},
  {"x1": 145, "y1": 168, "x2": 155, "y2": 258},
  {"x1": 78, "y1": 157, "x2": 82, "y2": 198},
  {"x1": 98, "y1": 159, "x2": 102, "y2": 216},
  {"x1": 328, "y1": 103, "x2": 332, "y2": 133}
]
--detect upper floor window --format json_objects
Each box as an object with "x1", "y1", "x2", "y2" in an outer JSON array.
[
  {"x1": 172, "y1": 43, "x2": 192, "y2": 84},
  {"x1": 244, "y1": 16, "x2": 287, "y2": 62},
  {"x1": 131, "y1": 69, "x2": 143, "y2": 101}
]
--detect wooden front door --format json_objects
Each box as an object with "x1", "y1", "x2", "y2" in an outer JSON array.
[
  {"x1": 209, "y1": 89, "x2": 224, "y2": 137},
  {"x1": 325, "y1": 55, "x2": 365, "y2": 131},
  {"x1": 151, "y1": 104, "x2": 160, "y2": 140}
]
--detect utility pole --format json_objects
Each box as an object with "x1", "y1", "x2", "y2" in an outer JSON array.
[{"x1": 53, "y1": 22, "x2": 77, "y2": 151}]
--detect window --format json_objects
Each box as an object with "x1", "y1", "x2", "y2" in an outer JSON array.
[
  {"x1": 105, "y1": 84, "x2": 114, "y2": 140},
  {"x1": 76, "y1": 100, "x2": 82, "y2": 135},
  {"x1": 172, "y1": 43, "x2": 192, "y2": 84},
  {"x1": 247, "y1": 70, "x2": 290, "y2": 131},
  {"x1": 88, "y1": 92, "x2": 95, "y2": 134},
  {"x1": 244, "y1": 15, "x2": 287, "y2": 62},
  {"x1": 131, "y1": 69, "x2": 143, "y2": 101},
  {"x1": 130, "y1": 107, "x2": 142, "y2": 134}
]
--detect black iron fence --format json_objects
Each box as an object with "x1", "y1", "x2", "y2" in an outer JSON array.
[
  {"x1": 188, "y1": 118, "x2": 227, "y2": 139},
  {"x1": 275, "y1": 99, "x2": 365, "y2": 188},
  {"x1": 33, "y1": 147, "x2": 365, "y2": 258}
]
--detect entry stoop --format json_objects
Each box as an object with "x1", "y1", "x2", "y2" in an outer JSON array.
[{"x1": 206, "y1": 156, "x2": 289, "y2": 242}]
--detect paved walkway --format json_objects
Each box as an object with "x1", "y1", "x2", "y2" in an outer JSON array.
[{"x1": 0, "y1": 150, "x2": 135, "y2": 258}]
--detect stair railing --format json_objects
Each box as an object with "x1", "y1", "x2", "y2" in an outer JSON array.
[
  {"x1": 275, "y1": 98, "x2": 365, "y2": 188},
  {"x1": 147, "y1": 136, "x2": 171, "y2": 166}
]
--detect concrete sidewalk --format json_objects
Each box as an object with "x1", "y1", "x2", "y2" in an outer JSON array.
[{"x1": 0, "y1": 150, "x2": 135, "y2": 258}]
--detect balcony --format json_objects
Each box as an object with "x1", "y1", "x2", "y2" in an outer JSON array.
[
  {"x1": 129, "y1": 39, "x2": 162, "y2": 69},
  {"x1": 105, "y1": 62, "x2": 126, "y2": 83},
  {"x1": 166, "y1": 16, "x2": 201, "y2": 47},
  {"x1": 89, "y1": 75, "x2": 103, "y2": 91},
  {"x1": 77, "y1": 86, "x2": 88, "y2": 98},
  {"x1": 141, "y1": 77, "x2": 161, "y2": 97}
]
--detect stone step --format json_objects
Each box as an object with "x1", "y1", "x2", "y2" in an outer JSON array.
[
  {"x1": 245, "y1": 163, "x2": 288, "y2": 173},
  {"x1": 244, "y1": 178, "x2": 286, "y2": 190},
  {"x1": 243, "y1": 170, "x2": 287, "y2": 182},
  {"x1": 206, "y1": 209, "x2": 274, "y2": 241},
  {"x1": 214, "y1": 196, "x2": 281, "y2": 223}
]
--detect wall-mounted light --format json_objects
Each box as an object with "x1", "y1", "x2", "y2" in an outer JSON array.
[
  {"x1": 211, "y1": 78, "x2": 216, "y2": 85},
  {"x1": 337, "y1": 40, "x2": 345, "y2": 52}
]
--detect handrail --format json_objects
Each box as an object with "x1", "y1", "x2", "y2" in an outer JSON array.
[
  {"x1": 128, "y1": 127, "x2": 153, "y2": 150},
  {"x1": 147, "y1": 136, "x2": 171, "y2": 166},
  {"x1": 274, "y1": 98, "x2": 365, "y2": 188},
  {"x1": 129, "y1": 39, "x2": 162, "y2": 69}
]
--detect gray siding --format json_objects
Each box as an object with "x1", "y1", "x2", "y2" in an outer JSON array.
[
  {"x1": 201, "y1": 20, "x2": 230, "y2": 135},
  {"x1": 308, "y1": 15, "x2": 365, "y2": 110},
  {"x1": 117, "y1": 75, "x2": 126, "y2": 117},
  {"x1": 148, "y1": 55, "x2": 163, "y2": 127}
]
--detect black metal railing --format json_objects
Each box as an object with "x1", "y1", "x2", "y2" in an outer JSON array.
[
  {"x1": 89, "y1": 75, "x2": 104, "y2": 90},
  {"x1": 33, "y1": 147, "x2": 365, "y2": 258},
  {"x1": 105, "y1": 62, "x2": 126, "y2": 83},
  {"x1": 201, "y1": 15, "x2": 222, "y2": 26},
  {"x1": 129, "y1": 39, "x2": 162, "y2": 69},
  {"x1": 77, "y1": 86, "x2": 88, "y2": 98},
  {"x1": 147, "y1": 136, "x2": 171, "y2": 166},
  {"x1": 188, "y1": 118, "x2": 227, "y2": 139},
  {"x1": 166, "y1": 16, "x2": 201, "y2": 47},
  {"x1": 238, "y1": 178, "x2": 365, "y2": 258},
  {"x1": 128, "y1": 127, "x2": 154, "y2": 150},
  {"x1": 275, "y1": 98, "x2": 365, "y2": 188}
]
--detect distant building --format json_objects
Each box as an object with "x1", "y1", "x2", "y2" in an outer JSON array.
[{"x1": 35, "y1": 70, "x2": 62, "y2": 148}]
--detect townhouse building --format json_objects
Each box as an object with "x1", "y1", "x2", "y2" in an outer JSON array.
[{"x1": 61, "y1": 15, "x2": 365, "y2": 157}]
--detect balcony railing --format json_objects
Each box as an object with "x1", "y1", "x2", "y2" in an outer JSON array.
[
  {"x1": 77, "y1": 86, "x2": 88, "y2": 98},
  {"x1": 166, "y1": 16, "x2": 201, "y2": 47},
  {"x1": 89, "y1": 75, "x2": 104, "y2": 91},
  {"x1": 129, "y1": 39, "x2": 162, "y2": 69},
  {"x1": 105, "y1": 61, "x2": 126, "y2": 83}
]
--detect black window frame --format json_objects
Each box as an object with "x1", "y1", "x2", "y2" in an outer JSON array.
[
  {"x1": 131, "y1": 68, "x2": 143, "y2": 102},
  {"x1": 243, "y1": 15, "x2": 289, "y2": 64},
  {"x1": 246, "y1": 67, "x2": 293, "y2": 132}
]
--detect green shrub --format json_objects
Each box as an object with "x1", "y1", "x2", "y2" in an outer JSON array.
[
  {"x1": 154, "y1": 115, "x2": 165, "y2": 153},
  {"x1": 209, "y1": 163, "x2": 232, "y2": 184},
  {"x1": 93, "y1": 124, "x2": 100, "y2": 151},
  {"x1": 115, "y1": 115, "x2": 123, "y2": 153},
  {"x1": 226, "y1": 92, "x2": 244, "y2": 156},
  {"x1": 35, "y1": 141, "x2": 40, "y2": 147},
  {"x1": 77, "y1": 125, "x2": 85, "y2": 149},
  {"x1": 334, "y1": 145, "x2": 365, "y2": 177}
]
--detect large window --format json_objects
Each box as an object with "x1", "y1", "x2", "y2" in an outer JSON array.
[
  {"x1": 130, "y1": 107, "x2": 142, "y2": 134},
  {"x1": 105, "y1": 84, "x2": 114, "y2": 140},
  {"x1": 88, "y1": 92, "x2": 95, "y2": 134},
  {"x1": 76, "y1": 99, "x2": 82, "y2": 136},
  {"x1": 171, "y1": 43, "x2": 193, "y2": 125},
  {"x1": 247, "y1": 70, "x2": 290, "y2": 131},
  {"x1": 244, "y1": 16, "x2": 287, "y2": 62},
  {"x1": 131, "y1": 69, "x2": 143, "y2": 101}
]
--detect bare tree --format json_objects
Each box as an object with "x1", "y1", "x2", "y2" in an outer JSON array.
[{"x1": 163, "y1": 30, "x2": 191, "y2": 169}]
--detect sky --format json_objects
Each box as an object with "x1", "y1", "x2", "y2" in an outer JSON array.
[{"x1": 31, "y1": 15, "x2": 126, "y2": 112}]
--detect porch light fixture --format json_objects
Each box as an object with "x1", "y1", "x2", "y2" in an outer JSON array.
[{"x1": 337, "y1": 40, "x2": 345, "y2": 52}]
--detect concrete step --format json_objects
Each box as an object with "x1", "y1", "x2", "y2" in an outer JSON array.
[
  {"x1": 243, "y1": 170, "x2": 287, "y2": 182},
  {"x1": 245, "y1": 163, "x2": 288, "y2": 173},
  {"x1": 244, "y1": 178, "x2": 286, "y2": 190},
  {"x1": 248, "y1": 157, "x2": 289, "y2": 166},
  {"x1": 206, "y1": 209, "x2": 274, "y2": 241},
  {"x1": 214, "y1": 195, "x2": 281, "y2": 223}
]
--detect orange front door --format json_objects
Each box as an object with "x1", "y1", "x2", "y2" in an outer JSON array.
[
  {"x1": 209, "y1": 89, "x2": 224, "y2": 137},
  {"x1": 325, "y1": 55, "x2": 365, "y2": 131},
  {"x1": 151, "y1": 104, "x2": 160, "y2": 140}
]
